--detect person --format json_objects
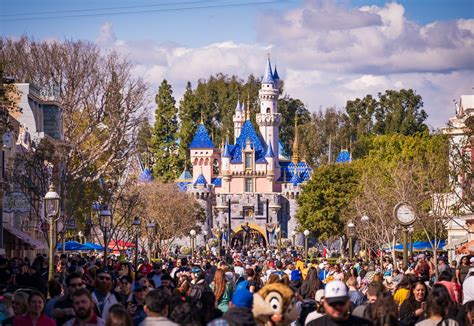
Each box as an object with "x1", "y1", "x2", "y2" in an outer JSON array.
[
  {"x1": 53, "y1": 272, "x2": 85, "y2": 326},
  {"x1": 137, "y1": 258, "x2": 152, "y2": 277},
  {"x1": 353, "y1": 281, "x2": 385, "y2": 320},
  {"x1": 399, "y1": 281, "x2": 428, "y2": 326},
  {"x1": 210, "y1": 269, "x2": 233, "y2": 313},
  {"x1": 365, "y1": 292, "x2": 398, "y2": 326},
  {"x1": 1, "y1": 290, "x2": 29, "y2": 326},
  {"x1": 300, "y1": 268, "x2": 321, "y2": 300},
  {"x1": 415, "y1": 284, "x2": 459, "y2": 326},
  {"x1": 346, "y1": 276, "x2": 364, "y2": 307},
  {"x1": 116, "y1": 276, "x2": 133, "y2": 305},
  {"x1": 147, "y1": 263, "x2": 163, "y2": 289},
  {"x1": 64, "y1": 288, "x2": 105, "y2": 326},
  {"x1": 45, "y1": 279, "x2": 63, "y2": 317},
  {"x1": 140, "y1": 289, "x2": 178, "y2": 326},
  {"x1": 127, "y1": 282, "x2": 147, "y2": 326},
  {"x1": 436, "y1": 271, "x2": 461, "y2": 304},
  {"x1": 415, "y1": 255, "x2": 430, "y2": 282},
  {"x1": 304, "y1": 289, "x2": 325, "y2": 325},
  {"x1": 456, "y1": 256, "x2": 470, "y2": 285},
  {"x1": 306, "y1": 280, "x2": 372, "y2": 326},
  {"x1": 208, "y1": 288, "x2": 257, "y2": 326},
  {"x1": 242, "y1": 222, "x2": 251, "y2": 247},
  {"x1": 14, "y1": 291, "x2": 55, "y2": 326},
  {"x1": 156, "y1": 274, "x2": 172, "y2": 295},
  {"x1": 168, "y1": 301, "x2": 200, "y2": 325},
  {"x1": 462, "y1": 267, "x2": 474, "y2": 304},
  {"x1": 91, "y1": 269, "x2": 119, "y2": 321},
  {"x1": 393, "y1": 276, "x2": 413, "y2": 307},
  {"x1": 105, "y1": 304, "x2": 133, "y2": 326}
]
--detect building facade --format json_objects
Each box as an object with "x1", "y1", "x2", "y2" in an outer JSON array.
[{"x1": 175, "y1": 58, "x2": 319, "y2": 247}]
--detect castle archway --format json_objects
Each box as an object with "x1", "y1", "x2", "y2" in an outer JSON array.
[{"x1": 231, "y1": 223, "x2": 268, "y2": 248}]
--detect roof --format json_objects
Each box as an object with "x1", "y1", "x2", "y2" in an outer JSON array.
[
  {"x1": 273, "y1": 65, "x2": 280, "y2": 80},
  {"x1": 235, "y1": 99, "x2": 242, "y2": 112},
  {"x1": 262, "y1": 56, "x2": 275, "y2": 84},
  {"x1": 176, "y1": 182, "x2": 191, "y2": 192},
  {"x1": 228, "y1": 120, "x2": 267, "y2": 164},
  {"x1": 189, "y1": 124, "x2": 215, "y2": 149},
  {"x1": 265, "y1": 141, "x2": 275, "y2": 158},
  {"x1": 335, "y1": 149, "x2": 351, "y2": 163},
  {"x1": 176, "y1": 169, "x2": 193, "y2": 182},
  {"x1": 222, "y1": 141, "x2": 231, "y2": 157},
  {"x1": 211, "y1": 177, "x2": 222, "y2": 187},
  {"x1": 138, "y1": 168, "x2": 153, "y2": 182},
  {"x1": 279, "y1": 141, "x2": 290, "y2": 161},
  {"x1": 290, "y1": 171, "x2": 302, "y2": 186},
  {"x1": 193, "y1": 173, "x2": 207, "y2": 187},
  {"x1": 278, "y1": 161, "x2": 313, "y2": 182}
]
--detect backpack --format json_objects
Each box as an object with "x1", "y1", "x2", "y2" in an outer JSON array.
[
  {"x1": 298, "y1": 300, "x2": 316, "y2": 325},
  {"x1": 235, "y1": 279, "x2": 250, "y2": 292}
]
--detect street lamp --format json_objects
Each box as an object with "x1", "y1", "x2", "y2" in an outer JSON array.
[
  {"x1": 361, "y1": 215, "x2": 370, "y2": 261},
  {"x1": 303, "y1": 230, "x2": 310, "y2": 264},
  {"x1": 99, "y1": 206, "x2": 112, "y2": 267},
  {"x1": 132, "y1": 218, "x2": 141, "y2": 272},
  {"x1": 146, "y1": 223, "x2": 156, "y2": 260},
  {"x1": 408, "y1": 226, "x2": 414, "y2": 258},
  {"x1": 202, "y1": 230, "x2": 208, "y2": 252},
  {"x1": 291, "y1": 230, "x2": 297, "y2": 248},
  {"x1": 190, "y1": 229, "x2": 196, "y2": 259},
  {"x1": 44, "y1": 184, "x2": 60, "y2": 281},
  {"x1": 347, "y1": 221, "x2": 355, "y2": 260},
  {"x1": 275, "y1": 227, "x2": 281, "y2": 253}
]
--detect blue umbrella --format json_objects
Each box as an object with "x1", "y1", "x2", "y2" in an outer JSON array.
[
  {"x1": 57, "y1": 241, "x2": 83, "y2": 251},
  {"x1": 82, "y1": 242, "x2": 104, "y2": 250}
]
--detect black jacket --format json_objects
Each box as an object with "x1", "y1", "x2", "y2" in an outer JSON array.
[{"x1": 223, "y1": 307, "x2": 257, "y2": 326}]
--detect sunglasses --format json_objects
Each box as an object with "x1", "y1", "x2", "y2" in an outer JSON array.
[
  {"x1": 329, "y1": 301, "x2": 346, "y2": 308},
  {"x1": 69, "y1": 283, "x2": 83, "y2": 288},
  {"x1": 98, "y1": 276, "x2": 111, "y2": 281}
]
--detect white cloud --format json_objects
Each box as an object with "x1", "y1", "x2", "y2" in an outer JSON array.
[{"x1": 95, "y1": 1, "x2": 474, "y2": 128}]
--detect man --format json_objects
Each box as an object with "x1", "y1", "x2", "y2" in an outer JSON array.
[
  {"x1": 141, "y1": 289, "x2": 178, "y2": 325},
  {"x1": 352, "y1": 281, "x2": 385, "y2": 319},
  {"x1": 128, "y1": 281, "x2": 148, "y2": 325},
  {"x1": 91, "y1": 269, "x2": 118, "y2": 320},
  {"x1": 116, "y1": 275, "x2": 132, "y2": 305},
  {"x1": 148, "y1": 263, "x2": 163, "y2": 288},
  {"x1": 319, "y1": 263, "x2": 330, "y2": 284},
  {"x1": 304, "y1": 289, "x2": 325, "y2": 325},
  {"x1": 307, "y1": 280, "x2": 372, "y2": 326},
  {"x1": 53, "y1": 272, "x2": 85, "y2": 326},
  {"x1": 463, "y1": 267, "x2": 474, "y2": 304},
  {"x1": 64, "y1": 288, "x2": 105, "y2": 326},
  {"x1": 138, "y1": 258, "x2": 153, "y2": 277}
]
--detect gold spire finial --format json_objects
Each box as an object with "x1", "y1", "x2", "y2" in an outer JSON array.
[
  {"x1": 292, "y1": 112, "x2": 299, "y2": 165},
  {"x1": 246, "y1": 93, "x2": 251, "y2": 120},
  {"x1": 200, "y1": 109, "x2": 204, "y2": 124}
]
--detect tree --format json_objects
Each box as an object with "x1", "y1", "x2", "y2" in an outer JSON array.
[
  {"x1": 0, "y1": 37, "x2": 148, "y2": 233},
  {"x1": 297, "y1": 163, "x2": 359, "y2": 241},
  {"x1": 278, "y1": 96, "x2": 311, "y2": 155},
  {"x1": 136, "y1": 118, "x2": 153, "y2": 169},
  {"x1": 150, "y1": 79, "x2": 180, "y2": 182},
  {"x1": 136, "y1": 181, "x2": 205, "y2": 255},
  {"x1": 178, "y1": 81, "x2": 199, "y2": 170}
]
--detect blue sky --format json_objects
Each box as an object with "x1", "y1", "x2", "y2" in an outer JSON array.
[{"x1": 1, "y1": 0, "x2": 473, "y2": 127}]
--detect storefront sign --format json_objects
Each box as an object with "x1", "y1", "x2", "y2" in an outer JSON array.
[{"x1": 3, "y1": 191, "x2": 30, "y2": 213}]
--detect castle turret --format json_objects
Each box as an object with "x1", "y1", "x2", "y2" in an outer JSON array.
[
  {"x1": 233, "y1": 98, "x2": 245, "y2": 142},
  {"x1": 189, "y1": 123, "x2": 215, "y2": 185},
  {"x1": 256, "y1": 55, "x2": 281, "y2": 174},
  {"x1": 265, "y1": 141, "x2": 275, "y2": 181}
]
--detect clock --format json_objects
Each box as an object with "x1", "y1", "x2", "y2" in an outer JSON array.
[{"x1": 394, "y1": 202, "x2": 416, "y2": 226}]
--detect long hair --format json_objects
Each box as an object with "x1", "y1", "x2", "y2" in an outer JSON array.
[
  {"x1": 366, "y1": 292, "x2": 399, "y2": 326},
  {"x1": 299, "y1": 267, "x2": 320, "y2": 299},
  {"x1": 426, "y1": 284, "x2": 453, "y2": 318},
  {"x1": 213, "y1": 269, "x2": 226, "y2": 302}
]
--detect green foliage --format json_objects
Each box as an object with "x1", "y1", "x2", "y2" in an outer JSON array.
[
  {"x1": 297, "y1": 163, "x2": 360, "y2": 240},
  {"x1": 278, "y1": 96, "x2": 311, "y2": 155},
  {"x1": 150, "y1": 79, "x2": 180, "y2": 182},
  {"x1": 136, "y1": 118, "x2": 152, "y2": 168}
]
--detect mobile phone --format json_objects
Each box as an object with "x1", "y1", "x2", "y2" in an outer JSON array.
[{"x1": 421, "y1": 302, "x2": 426, "y2": 310}]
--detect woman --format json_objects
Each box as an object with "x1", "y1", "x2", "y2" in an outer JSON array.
[
  {"x1": 393, "y1": 276, "x2": 413, "y2": 307},
  {"x1": 127, "y1": 282, "x2": 148, "y2": 326},
  {"x1": 2, "y1": 291, "x2": 29, "y2": 326},
  {"x1": 299, "y1": 268, "x2": 321, "y2": 300},
  {"x1": 13, "y1": 292, "x2": 55, "y2": 326},
  {"x1": 106, "y1": 304, "x2": 133, "y2": 326},
  {"x1": 347, "y1": 276, "x2": 365, "y2": 307},
  {"x1": 415, "y1": 284, "x2": 459, "y2": 326},
  {"x1": 399, "y1": 281, "x2": 428, "y2": 326},
  {"x1": 456, "y1": 255, "x2": 470, "y2": 285},
  {"x1": 366, "y1": 292, "x2": 399, "y2": 326},
  {"x1": 246, "y1": 268, "x2": 258, "y2": 293},
  {"x1": 383, "y1": 257, "x2": 393, "y2": 278},
  {"x1": 210, "y1": 269, "x2": 232, "y2": 313}
]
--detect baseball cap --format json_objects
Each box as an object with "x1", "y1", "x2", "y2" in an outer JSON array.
[
  {"x1": 315, "y1": 289, "x2": 325, "y2": 303},
  {"x1": 470, "y1": 257, "x2": 474, "y2": 264},
  {"x1": 324, "y1": 280, "x2": 348, "y2": 304},
  {"x1": 232, "y1": 289, "x2": 253, "y2": 309},
  {"x1": 133, "y1": 282, "x2": 145, "y2": 292}
]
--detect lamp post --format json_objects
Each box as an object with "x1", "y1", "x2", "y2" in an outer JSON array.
[
  {"x1": 408, "y1": 226, "x2": 414, "y2": 259},
  {"x1": 99, "y1": 206, "x2": 112, "y2": 267},
  {"x1": 361, "y1": 215, "x2": 370, "y2": 261},
  {"x1": 44, "y1": 184, "x2": 60, "y2": 282},
  {"x1": 132, "y1": 218, "x2": 141, "y2": 272},
  {"x1": 291, "y1": 230, "x2": 297, "y2": 248},
  {"x1": 202, "y1": 230, "x2": 208, "y2": 252},
  {"x1": 190, "y1": 229, "x2": 196, "y2": 259},
  {"x1": 146, "y1": 223, "x2": 156, "y2": 260},
  {"x1": 303, "y1": 230, "x2": 310, "y2": 264},
  {"x1": 275, "y1": 227, "x2": 281, "y2": 253},
  {"x1": 347, "y1": 221, "x2": 355, "y2": 260},
  {"x1": 393, "y1": 203, "x2": 416, "y2": 269}
]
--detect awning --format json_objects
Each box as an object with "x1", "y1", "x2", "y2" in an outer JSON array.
[
  {"x1": 3, "y1": 224, "x2": 47, "y2": 250},
  {"x1": 443, "y1": 236, "x2": 469, "y2": 250}
]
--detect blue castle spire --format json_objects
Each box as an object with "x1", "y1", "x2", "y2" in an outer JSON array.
[
  {"x1": 189, "y1": 124, "x2": 215, "y2": 149},
  {"x1": 222, "y1": 140, "x2": 231, "y2": 157},
  {"x1": 273, "y1": 65, "x2": 280, "y2": 81},
  {"x1": 193, "y1": 172, "x2": 207, "y2": 187},
  {"x1": 265, "y1": 141, "x2": 275, "y2": 158},
  {"x1": 262, "y1": 55, "x2": 275, "y2": 84},
  {"x1": 290, "y1": 171, "x2": 302, "y2": 186},
  {"x1": 235, "y1": 98, "x2": 242, "y2": 112}
]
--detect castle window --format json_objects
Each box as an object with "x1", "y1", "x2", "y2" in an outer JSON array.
[
  {"x1": 213, "y1": 159, "x2": 219, "y2": 175},
  {"x1": 245, "y1": 153, "x2": 253, "y2": 170},
  {"x1": 245, "y1": 178, "x2": 253, "y2": 192},
  {"x1": 266, "y1": 107, "x2": 271, "y2": 113}
]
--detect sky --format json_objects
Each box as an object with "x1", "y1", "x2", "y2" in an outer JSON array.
[{"x1": 1, "y1": 0, "x2": 474, "y2": 128}]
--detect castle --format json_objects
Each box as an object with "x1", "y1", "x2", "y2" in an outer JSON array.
[{"x1": 173, "y1": 57, "x2": 350, "y2": 247}]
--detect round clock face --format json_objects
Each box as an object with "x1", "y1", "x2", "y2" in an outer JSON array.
[{"x1": 394, "y1": 203, "x2": 416, "y2": 226}]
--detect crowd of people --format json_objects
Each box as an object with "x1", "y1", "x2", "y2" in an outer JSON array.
[{"x1": 0, "y1": 245, "x2": 472, "y2": 326}]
